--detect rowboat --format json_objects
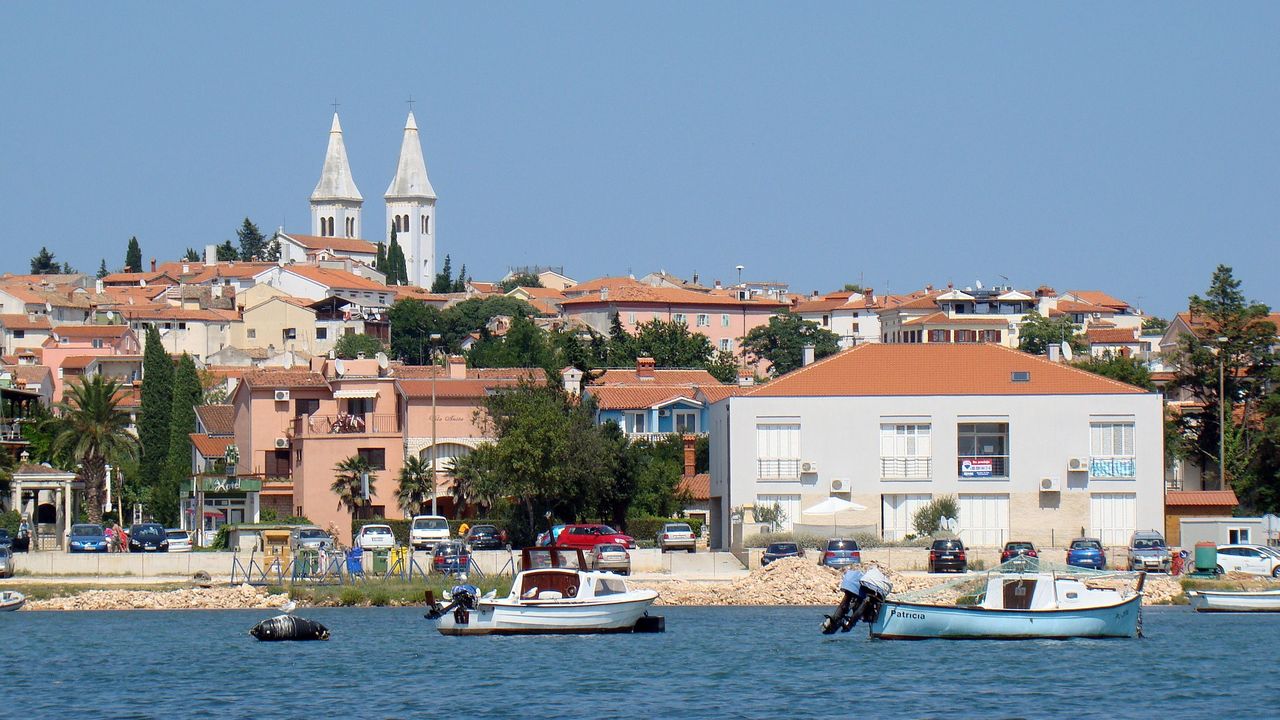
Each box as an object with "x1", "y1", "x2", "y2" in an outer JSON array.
[
  {"x1": 0, "y1": 591, "x2": 26, "y2": 612},
  {"x1": 1186, "y1": 588, "x2": 1280, "y2": 613},
  {"x1": 425, "y1": 547, "x2": 659, "y2": 636}
]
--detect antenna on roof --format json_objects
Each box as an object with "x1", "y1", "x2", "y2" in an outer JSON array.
[
  {"x1": 376, "y1": 352, "x2": 389, "y2": 370},
  {"x1": 1060, "y1": 341, "x2": 1073, "y2": 362},
  {"x1": 334, "y1": 358, "x2": 346, "y2": 376}
]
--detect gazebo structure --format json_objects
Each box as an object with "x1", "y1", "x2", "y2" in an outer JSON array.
[{"x1": 9, "y1": 452, "x2": 81, "y2": 551}]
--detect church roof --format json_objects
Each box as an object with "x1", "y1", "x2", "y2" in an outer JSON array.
[
  {"x1": 311, "y1": 113, "x2": 363, "y2": 203},
  {"x1": 385, "y1": 112, "x2": 436, "y2": 200}
]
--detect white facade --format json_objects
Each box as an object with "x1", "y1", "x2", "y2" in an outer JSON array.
[
  {"x1": 385, "y1": 112, "x2": 437, "y2": 288},
  {"x1": 709, "y1": 392, "x2": 1164, "y2": 550},
  {"x1": 310, "y1": 113, "x2": 363, "y2": 239}
]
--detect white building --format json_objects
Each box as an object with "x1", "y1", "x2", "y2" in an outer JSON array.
[
  {"x1": 707, "y1": 344, "x2": 1163, "y2": 551},
  {"x1": 385, "y1": 112, "x2": 437, "y2": 288},
  {"x1": 310, "y1": 113, "x2": 363, "y2": 240}
]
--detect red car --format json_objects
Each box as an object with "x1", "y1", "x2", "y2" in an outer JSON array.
[
  {"x1": 1000, "y1": 541, "x2": 1039, "y2": 563},
  {"x1": 556, "y1": 524, "x2": 636, "y2": 551}
]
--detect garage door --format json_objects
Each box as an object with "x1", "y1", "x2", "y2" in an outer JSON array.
[
  {"x1": 756, "y1": 494, "x2": 801, "y2": 532},
  {"x1": 1090, "y1": 492, "x2": 1136, "y2": 547},
  {"x1": 959, "y1": 494, "x2": 1010, "y2": 547},
  {"x1": 882, "y1": 494, "x2": 931, "y2": 541}
]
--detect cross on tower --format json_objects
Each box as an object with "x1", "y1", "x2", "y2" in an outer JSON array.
[
  {"x1": 406, "y1": 95, "x2": 416, "y2": 113},
  {"x1": 331, "y1": 98, "x2": 340, "y2": 113}
]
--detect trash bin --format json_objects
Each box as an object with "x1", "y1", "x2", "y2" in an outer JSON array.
[
  {"x1": 389, "y1": 546, "x2": 409, "y2": 574},
  {"x1": 372, "y1": 549, "x2": 390, "y2": 574},
  {"x1": 1194, "y1": 542, "x2": 1218, "y2": 574},
  {"x1": 295, "y1": 549, "x2": 317, "y2": 577},
  {"x1": 346, "y1": 547, "x2": 364, "y2": 575}
]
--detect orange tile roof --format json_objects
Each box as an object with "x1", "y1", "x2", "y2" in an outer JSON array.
[
  {"x1": 190, "y1": 433, "x2": 234, "y2": 458},
  {"x1": 7, "y1": 364, "x2": 52, "y2": 387},
  {"x1": 0, "y1": 314, "x2": 52, "y2": 330},
  {"x1": 196, "y1": 405, "x2": 235, "y2": 435},
  {"x1": 1086, "y1": 328, "x2": 1139, "y2": 344},
  {"x1": 562, "y1": 283, "x2": 787, "y2": 308},
  {"x1": 390, "y1": 365, "x2": 544, "y2": 381},
  {"x1": 902, "y1": 311, "x2": 1010, "y2": 327},
  {"x1": 100, "y1": 285, "x2": 172, "y2": 302},
  {"x1": 241, "y1": 370, "x2": 329, "y2": 388},
  {"x1": 678, "y1": 472, "x2": 710, "y2": 501},
  {"x1": 392, "y1": 286, "x2": 452, "y2": 302},
  {"x1": 185, "y1": 262, "x2": 277, "y2": 283},
  {"x1": 886, "y1": 292, "x2": 942, "y2": 311},
  {"x1": 593, "y1": 368, "x2": 722, "y2": 386},
  {"x1": 117, "y1": 305, "x2": 237, "y2": 322},
  {"x1": 60, "y1": 355, "x2": 97, "y2": 370},
  {"x1": 698, "y1": 384, "x2": 748, "y2": 403},
  {"x1": 1164, "y1": 490, "x2": 1239, "y2": 507},
  {"x1": 745, "y1": 344, "x2": 1150, "y2": 397},
  {"x1": 467, "y1": 282, "x2": 501, "y2": 294},
  {"x1": 1068, "y1": 290, "x2": 1130, "y2": 310},
  {"x1": 563, "y1": 276, "x2": 646, "y2": 294},
  {"x1": 793, "y1": 298, "x2": 850, "y2": 313},
  {"x1": 1174, "y1": 311, "x2": 1280, "y2": 334},
  {"x1": 283, "y1": 234, "x2": 378, "y2": 254},
  {"x1": 279, "y1": 265, "x2": 389, "y2": 292},
  {"x1": 51, "y1": 325, "x2": 132, "y2": 340},
  {"x1": 1055, "y1": 300, "x2": 1115, "y2": 314},
  {"x1": 587, "y1": 386, "x2": 699, "y2": 410},
  {"x1": 397, "y1": 377, "x2": 526, "y2": 399},
  {"x1": 512, "y1": 286, "x2": 567, "y2": 299}
]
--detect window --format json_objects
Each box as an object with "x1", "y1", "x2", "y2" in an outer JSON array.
[
  {"x1": 178, "y1": 322, "x2": 187, "y2": 330},
  {"x1": 295, "y1": 398, "x2": 319, "y2": 418},
  {"x1": 880, "y1": 424, "x2": 931, "y2": 478},
  {"x1": 980, "y1": 329, "x2": 1001, "y2": 343},
  {"x1": 719, "y1": 338, "x2": 732, "y2": 352},
  {"x1": 357, "y1": 447, "x2": 386, "y2": 470},
  {"x1": 1090, "y1": 422, "x2": 1135, "y2": 478},
  {"x1": 696, "y1": 314, "x2": 709, "y2": 327},
  {"x1": 756, "y1": 423, "x2": 800, "y2": 479},
  {"x1": 672, "y1": 313, "x2": 687, "y2": 325},
  {"x1": 283, "y1": 328, "x2": 297, "y2": 340},
  {"x1": 624, "y1": 412, "x2": 646, "y2": 434},
  {"x1": 721, "y1": 314, "x2": 730, "y2": 327},
  {"x1": 346, "y1": 397, "x2": 372, "y2": 418},
  {"x1": 954, "y1": 329, "x2": 978, "y2": 343},
  {"x1": 12, "y1": 330, "x2": 23, "y2": 339},
  {"x1": 928, "y1": 329, "x2": 950, "y2": 343},
  {"x1": 627, "y1": 313, "x2": 636, "y2": 325},
  {"x1": 247, "y1": 328, "x2": 256, "y2": 339},
  {"x1": 422, "y1": 215, "x2": 429, "y2": 234},
  {"x1": 316, "y1": 327, "x2": 327, "y2": 340},
  {"x1": 265, "y1": 449, "x2": 291, "y2": 477},
  {"x1": 92, "y1": 339, "x2": 104, "y2": 348},
  {"x1": 1229, "y1": 527, "x2": 1252, "y2": 544},
  {"x1": 821, "y1": 315, "x2": 829, "y2": 326},
  {"x1": 957, "y1": 422, "x2": 1009, "y2": 478},
  {"x1": 674, "y1": 410, "x2": 698, "y2": 434}
]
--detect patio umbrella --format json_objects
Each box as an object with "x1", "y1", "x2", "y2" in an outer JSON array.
[{"x1": 803, "y1": 497, "x2": 868, "y2": 536}]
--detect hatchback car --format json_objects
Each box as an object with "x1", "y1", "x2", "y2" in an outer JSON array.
[
  {"x1": 1000, "y1": 541, "x2": 1039, "y2": 564},
  {"x1": 1216, "y1": 545, "x2": 1280, "y2": 577},
  {"x1": 1127, "y1": 531, "x2": 1171, "y2": 573},
  {"x1": 0, "y1": 546, "x2": 13, "y2": 578},
  {"x1": 819, "y1": 539, "x2": 862, "y2": 569},
  {"x1": 1066, "y1": 538, "x2": 1107, "y2": 570},
  {"x1": 0, "y1": 529, "x2": 12, "y2": 551},
  {"x1": 289, "y1": 526, "x2": 334, "y2": 552},
  {"x1": 656, "y1": 523, "x2": 697, "y2": 553},
  {"x1": 761, "y1": 542, "x2": 804, "y2": 566},
  {"x1": 165, "y1": 529, "x2": 192, "y2": 553},
  {"x1": 69, "y1": 524, "x2": 109, "y2": 553},
  {"x1": 355, "y1": 524, "x2": 396, "y2": 550},
  {"x1": 430, "y1": 541, "x2": 472, "y2": 574},
  {"x1": 591, "y1": 543, "x2": 631, "y2": 575},
  {"x1": 464, "y1": 524, "x2": 505, "y2": 550},
  {"x1": 128, "y1": 523, "x2": 169, "y2": 553},
  {"x1": 928, "y1": 539, "x2": 967, "y2": 573},
  {"x1": 557, "y1": 524, "x2": 637, "y2": 551}
]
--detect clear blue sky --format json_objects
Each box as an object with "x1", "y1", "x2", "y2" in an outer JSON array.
[{"x1": 2, "y1": 3, "x2": 1277, "y2": 317}]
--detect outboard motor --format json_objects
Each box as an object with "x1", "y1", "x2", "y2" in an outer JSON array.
[
  {"x1": 822, "y1": 566, "x2": 892, "y2": 635},
  {"x1": 424, "y1": 584, "x2": 481, "y2": 622},
  {"x1": 249, "y1": 615, "x2": 330, "y2": 641}
]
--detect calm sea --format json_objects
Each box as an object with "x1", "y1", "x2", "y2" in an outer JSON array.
[{"x1": 2, "y1": 605, "x2": 1270, "y2": 719}]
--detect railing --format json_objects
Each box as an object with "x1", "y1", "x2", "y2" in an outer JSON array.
[
  {"x1": 627, "y1": 431, "x2": 707, "y2": 442},
  {"x1": 0, "y1": 418, "x2": 27, "y2": 442},
  {"x1": 880, "y1": 457, "x2": 931, "y2": 479},
  {"x1": 1089, "y1": 456, "x2": 1136, "y2": 479},
  {"x1": 757, "y1": 458, "x2": 801, "y2": 480},
  {"x1": 293, "y1": 413, "x2": 400, "y2": 437},
  {"x1": 957, "y1": 455, "x2": 1008, "y2": 478}
]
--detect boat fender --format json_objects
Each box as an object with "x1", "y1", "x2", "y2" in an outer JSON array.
[{"x1": 249, "y1": 615, "x2": 330, "y2": 641}]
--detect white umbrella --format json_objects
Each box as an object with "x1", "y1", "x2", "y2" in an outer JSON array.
[{"x1": 803, "y1": 496, "x2": 867, "y2": 536}]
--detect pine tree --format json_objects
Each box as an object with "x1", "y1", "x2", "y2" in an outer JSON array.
[
  {"x1": 432, "y1": 254, "x2": 453, "y2": 293},
  {"x1": 182, "y1": 248, "x2": 201, "y2": 262},
  {"x1": 29, "y1": 247, "x2": 59, "y2": 274},
  {"x1": 453, "y1": 264, "x2": 468, "y2": 293},
  {"x1": 237, "y1": 218, "x2": 266, "y2": 261},
  {"x1": 97, "y1": 259, "x2": 109, "y2": 279},
  {"x1": 158, "y1": 354, "x2": 202, "y2": 526},
  {"x1": 374, "y1": 242, "x2": 387, "y2": 272},
  {"x1": 216, "y1": 240, "x2": 238, "y2": 261},
  {"x1": 125, "y1": 236, "x2": 142, "y2": 273},
  {"x1": 139, "y1": 326, "x2": 174, "y2": 496},
  {"x1": 61, "y1": 262, "x2": 75, "y2": 274},
  {"x1": 262, "y1": 233, "x2": 282, "y2": 262}
]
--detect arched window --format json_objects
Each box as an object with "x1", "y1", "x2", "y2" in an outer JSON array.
[
  {"x1": 422, "y1": 214, "x2": 429, "y2": 234},
  {"x1": 346, "y1": 217, "x2": 354, "y2": 237},
  {"x1": 421, "y1": 443, "x2": 473, "y2": 473}
]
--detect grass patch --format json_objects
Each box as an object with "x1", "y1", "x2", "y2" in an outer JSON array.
[
  {"x1": 0, "y1": 582, "x2": 189, "y2": 601},
  {"x1": 280, "y1": 577, "x2": 516, "y2": 608}
]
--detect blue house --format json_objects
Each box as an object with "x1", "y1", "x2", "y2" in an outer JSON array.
[{"x1": 568, "y1": 358, "x2": 734, "y2": 439}]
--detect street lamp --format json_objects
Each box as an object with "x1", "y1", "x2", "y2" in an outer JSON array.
[
  {"x1": 428, "y1": 333, "x2": 443, "y2": 516},
  {"x1": 1215, "y1": 335, "x2": 1229, "y2": 489}
]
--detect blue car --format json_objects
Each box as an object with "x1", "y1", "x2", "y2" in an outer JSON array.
[
  {"x1": 431, "y1": 541, "x2": 472, "y2": 574},
  {"x1": 1066, "y1": 537, "x2": 1107, "y2": 570},
  {"x1": 820, "y1": 538, "x2": 862, "y2": 569},
  {"x1": 69, "y1": 523, "x2": 109, "y2": 553}
]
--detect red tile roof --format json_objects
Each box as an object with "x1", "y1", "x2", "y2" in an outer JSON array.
[
  {"x1": 196, "y1": 405, "x2": 235, "y2": 436},
  {"x1": 190, "y1": 433, "x2": 234, "y2": 458},
  {"x1": 390, "y1": 365, "x2": 544, "y2": 381},
  {"x1": 902, "y1": 311, "x2": 1010, "y2": 327},
  {"x1": 678, "y1": 472, "x2": 710, "y2": 501},
  {"x1": 1055, "y1": 300, "x2": 1116, "y2": 315},
  {"x1": 283, "y1": 234, "x2": 378, "y2": 254},
  {"x1": 698, "y1": 385, "x2": 748, "y2": 403},
  {"x1": 241, "y1": 370, "x2": 330, "y2": 388},
  {"x1": 593, "y1": 368, "x2": 722, "y2": 386},
  {"x1": 278, "y1": 265, "x2": 389, "y2": 292},
  {"x1": 1067, "y1": 290, "x2": 1130, "y2": 310},
  {"x1": 562, "y1": 283, "x2": 787, "y2": 308},
  {"x1": 397, "y1": 378, "x2": 526, "y2": 399},
  {"x1": 588, "y1": 386, "x2": 699, "y2": 410},
  {"x1": 1086, "y1": 328, "x2": 1139, "y2": 344},
  {"x1": 793, "y1": 298, "x2": 850, "y2": 313},
  {"x1": 1164, "y1": 490, "x2": 1239, "y2": 507},
  {"x1": 0, "y1": 314, "x2": 52, "y2": 330},
  {"x1": 50, "y1": 325, "x2": 133, "y2": 340},
  {"x1": 745, "y1": 344, "x2": 1150, "y2": 397}
]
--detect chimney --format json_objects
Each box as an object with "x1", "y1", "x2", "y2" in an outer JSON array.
[
  {"x1": 1048, "y1": 344, "x2": 1061, "y2": 363},
  {"x1": 714, "y1": 280, "x2": 722, "y2": 290},
  {"x1": 150, "y1": 258, "x2": 157, "y2": 272},
  {"x1": 682, "y1": 434, "x2": 697, "y2": 477},
  {"x1": 802, "y1": 344, "x2": 815, "y2": 367},
  {"x1": 691, "y1": 272, "x2": 699, "y2": 286},
  {"x1": 636, "y1": 357, "x2": 656, "y2": 379},
  {"x1": 561, "y1": 366, "x2": 584, "y2": 396},
  {"x1": 448, "y1": 355, "x2": 467, "y2": 380},
  {"x1": 737, "y1": 369, "x2": 754, "y2": 387},
  {"x1": 600, "y1": 287, "x2": 609, "y2": 301},
  {"x1": 95, "y1": 279, "x2": 104, "y2": 294},
  {"x1": 205, "y1": 244, "x2": 217, "y2": 266}
]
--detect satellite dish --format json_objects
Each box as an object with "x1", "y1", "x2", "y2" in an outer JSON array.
[
  {"x1": 975, "y1": 280, "x2": 983, "y2": 290},
  {"x1": 1060, "y1": 341, "x2": 1073, "y2": 361},
  {"x1": 334, "y1": 358, "x2": 346, "y2": 377},
  {"x1": 375, "y1": 352, "x2": 389, "y2": 370}
]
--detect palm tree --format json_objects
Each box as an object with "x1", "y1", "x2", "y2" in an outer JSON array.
[
  {"x1": 396, "y1": 455, "x2": 434, "y2": 517},
  {"x1": 332, "y1": 455, "x2": 375, "y2": 520},
  {"x1": 53, "y1": 375, "x2": 139, "y2": 524}
]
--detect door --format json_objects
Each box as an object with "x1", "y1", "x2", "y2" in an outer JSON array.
[
  {"x1": 756, "y1": 494, "x2": 801, "y2": 532},
  {"x1": 881, "y1": 494, "x2": 931, "y2": 541},
  {"x1": 1090, "y1": 493, "x2": 1136, "y2": 547},
  {"x1": 958, "y1": 494, "x2": 1010, "y2": 547}
]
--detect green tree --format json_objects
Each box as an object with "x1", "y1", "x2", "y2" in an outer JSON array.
[
  {"x1": 395, "y1": 455, "x2": 434, "y2": 517},
  {"x1": 912, "y1": 495, "x2": 959, "y2": 536},
  {"x1": 53, "y1": 376, "x2": 140, "y2": 524},
  {"x1": 1142, "y1": 316, "x2": 1169, "y2": 334},
  {"x1": 237, "y1": 218, "x2": 267, "y2": 261},
  {"x1": 1071, "y1": 354, "x2": 1153, "y2": 390},
  {"x1": 706, "y1": 349, "x2": 739, "y2": 383},
  {"x1": 468, "y1": 315, "x2": 554, "y2": 371},
  {"x1": 452, "y1": 264, "x2": 468, "y2": 293},
  {"x1": 1017, "y1": 310, "x2": 1086, "y2": 356},
  {"x1": 29, "y1": 247, "x2": 59, "y2": 274},
  {"x1": 500, "y1": 271, "x2": 543, "y2": 293},
  {"x1": 332, "y1": 455, "x2": 376, "y2": 520},
  {"x1": 125, "y1": 236, "x2": 142, "y2": 272},
  {"x1": 432, "y1": 254, "x2": 454, "y2": 293},
  {"x1": 333, "y1": 333, "x2": 386, "y2": 359},
  {"x1": 158, "y1": 354, "x2": 202, "y2": 525},
  {"x1": 606, "y1": 312, "x2": 635, "y2": 366},
  {"x1": 374, "y1": 241, "x2": 387, "y2": 273},
  {"x1": 262, "y1": 233, "x2": 282, "y2": 262},
  {"x1": 97, "y1": 259, "x2": 109, "y2": 279},
  {"x1": 138, "y1": 327, "x2": 174, "y2": 495},
  {"x1": 388, "y1": 299, "x2": 447, "y2": 364},
  {"x1": 385, "y1": 225, "x2": 407, "y2": 286},
  {"x1": 842, "y1": 283, "x2": 866, "y2": 293},
  {"x1": 182, "y1": 248, "x2": 201, "y2": 262},
  {"x1": 631, "y1": 319, "x2": 716, "y2": 368},
  {"x1": 215, "y1": 240, "x2": 238, "y2": 261},
  {"x1": 739, "y1": 312, "x2": 840, "y2": 376}
]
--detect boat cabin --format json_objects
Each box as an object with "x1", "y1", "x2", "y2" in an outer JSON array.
[
  {"x1": 975, "y1": 573, "x2": 1123, "y2": 611},
  {"x1": 514, "y1": 547, "x2": 630, "y2": 602}
]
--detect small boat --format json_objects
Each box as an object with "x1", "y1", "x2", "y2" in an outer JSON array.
[
  {"x1": 425, "y1": 547, "x2": 660, "y2": 636},
  {"x1": 1187, "y1": 588, "x2": 1280, "y2": 613},
  {"x1": 0, "y1": 591, "x2": 26, "y2": 612}
]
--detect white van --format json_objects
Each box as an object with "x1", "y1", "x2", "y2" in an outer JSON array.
[{"x1": 410, "y1": 515, "x2": 450, "y2": 550}]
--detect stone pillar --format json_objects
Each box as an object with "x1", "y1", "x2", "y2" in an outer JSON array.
[{"x1": 63, "y1": 487, "x2": 73, "y2": 551}]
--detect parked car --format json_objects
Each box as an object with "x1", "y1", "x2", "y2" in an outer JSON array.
[
  {"x1": 409, "y1": 515, "x2": 450, "y2": 550},
  {"x1": 557, "y1": 524, "x2": 636, "y2": 551},
  {"x1": 430, "y1": 541, "x2": 472, "y2": 574},
  {"x1": 537, "y1": 524, "x2": 566, "y2": 547},
  {"x1": 128, "y1": 523, "x2": 169, "y2": 553},
  {"x1": 761, "y1": 542, "x2": 804, "y2": 566},
  {"x1": 165, "y1": 529, "x2": 192, "y2": 553},
  {"x1": 464, "y1": 524, "x2": 505, "y2": 550},
  {"x1": 355, "y1": 524, "x2": 396, "y2": 551},
  {"x1": 1126, "y1": 531, "x2": 1171, "y2": 573},
  {"x1": 0, "y1": 529, "x2": 12, "y2": 551},
  {"x1": 0, "y1": 546, "x2": 13, "y2": 578},
  {"x1": 655, "y1": 522, "x2": 697, "y2": 553},
  {"x1": 1066, "y1": 537, "x2": 1107, "y2": 570},
  {"x1": 591, "y1": 543, "x2": 631, "y2": 575},
  {"x1": 69, "y1": 524, "x2": 109, "y2": 553},
  {"x1": 819, "y1": 539, "x2": 862, "y2": 569},
  {"x1": 289, "y1": 526, "x2": 334, "y2": 552},
  {"x1": 1216, "y1": 545, "x2": 1280, "y2": 577},
  {"x1": 1000, "y1": 541, "x2": 1039, "y2": 564},
  {"x1": 928, "y1": 538, "x2": 967, "y2": 573}
]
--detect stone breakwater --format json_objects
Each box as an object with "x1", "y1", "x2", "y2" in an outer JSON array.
[
  {"x1": 28, "y1": 585, "x2": 290, "y2": 611},
  {"x1": 633, "y1": 556, "x2": 1183, "y2": 607}
]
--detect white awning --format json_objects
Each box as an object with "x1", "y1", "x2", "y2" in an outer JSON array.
[{"x1": 333, "y1": 389, "x2": 379, "y2": 399}]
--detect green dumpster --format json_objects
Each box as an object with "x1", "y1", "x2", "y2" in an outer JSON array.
[
  {"x1": 1194, "y1": 542, "x2": 1217, "y2": 573},
  {"x1": 295, "y1": 549, "x2": 317, "y2": 577},
  {"x1": 372, "y1": 549, "x2": 390, "y2": 574}
]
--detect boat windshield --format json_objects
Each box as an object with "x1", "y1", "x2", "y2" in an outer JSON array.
[{"x1": 523, "y1": 547, "x2": 586, "y2": 569}]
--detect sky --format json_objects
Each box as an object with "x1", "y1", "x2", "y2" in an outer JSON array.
[{"x1": 2, "y1": 3, "x2": 1277, "y2": 318}]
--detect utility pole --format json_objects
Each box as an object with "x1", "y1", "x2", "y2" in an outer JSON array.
[
  {"x1": 429, "y1": 333, "x2": 442, "y2": 516},
  {"x1": 1218, "y1": 336, "x2": 1228, "y2": 489}
]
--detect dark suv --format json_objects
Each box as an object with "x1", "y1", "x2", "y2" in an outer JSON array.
[
  {"x1": 928, "y1": 538, "x2": 967, "y2": 573},
  {"x1": 761, "y1": 542, "x2": 803, "y2": 566},
  {"x1": 128, "y1": 523, "x2": 169, "y2": 553}
]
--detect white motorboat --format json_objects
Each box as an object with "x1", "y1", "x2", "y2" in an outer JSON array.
[
  {"x1": 425, "y1": 547, "x2": 660, "y2": 636},
  {"x1": 1187, "y1": 588, "x2": 1280, "y2": 612},
  {"x1": 0, "y1": 591, "x2": 26, "y2": 612}
]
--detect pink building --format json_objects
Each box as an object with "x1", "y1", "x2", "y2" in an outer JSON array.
[{"x1": 40, "y1": 325, "x2": 141, "y2": 401}]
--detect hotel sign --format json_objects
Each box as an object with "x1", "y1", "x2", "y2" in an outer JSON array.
[{"x1": 189, "y1": 477, "x2": 263, "y2": 493}]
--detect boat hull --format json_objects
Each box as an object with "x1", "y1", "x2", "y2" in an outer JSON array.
[
  {"x1": 436, "y1": 591, "x2": 658, "y2": 636},
  {"x1": 869, "y1": 595, "x2": 1141, "y2": 640},
  {"x1": 1187, "y1": 589, "x2": 1280, "y2": 613},
  {"x1": 0, "y1": 592, "x2": 26, "y2": 612}
]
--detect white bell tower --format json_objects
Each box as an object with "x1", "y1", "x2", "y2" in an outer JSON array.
[
  {"x1": 385, "y1": 111, "x2": 436, "y2": 287},
  {"x1": 310, "y1": 113, "x2": 363, "y2": 238}
]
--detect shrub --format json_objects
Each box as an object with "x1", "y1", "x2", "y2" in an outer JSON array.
[
  {"x1": 744, "y1": 531, "x2": 828, "y2": 549},
  {"x1": 0, "y1": 510, "x2": 20, "y2": 536},
  {"x1": 338, "y1": 587, "x2": 364, "y2": 606},
  {"x1": 368, "y1": 589, "x2": 391, "y2": 607},
  {"x1": 624, "y1": 516, "x2": 704, "y2": 542},
  {"x1": 913, "y1": 495, "x2": 959, "y2": 536}
]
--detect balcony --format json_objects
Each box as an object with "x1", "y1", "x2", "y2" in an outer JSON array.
[
  {"x1": 957, "y1": 455, "x2": 1008, "y2": 478},
  {"x1": 292, "y1": 413, "x2": 400, "y2": 438},
  {"x1": 1089, "y1": 456, "x2": 1136, "y2": 479},
  {"x1": 758, "y1": 458, "x2": 801, "y2": 480},
  {"x1": 880, "y1": 457, "x2": 931, "y2": 479},
  {"x1": 626, "y1": 431, "x2": 707, "y2": 443}
]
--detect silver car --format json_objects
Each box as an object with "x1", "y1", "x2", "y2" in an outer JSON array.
[
  {"x1": 290, "y1": 526, "x2": 335, "y2": 552},
  {"x1": 591, "y1": 543, "x2": 631, "y2": 575},
  {"x1": 0, "y1": 547, "x2": 13, "y2": 578},
  {"x1": 656, "y1": 522, "x2": 697, "y2": 553},
  {"x1": 1127, "y1": 531, "x2": 1171, "y2": 573}
]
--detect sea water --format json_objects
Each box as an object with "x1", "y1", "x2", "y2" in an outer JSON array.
[{"x1": 1, "y1": 606, "x2": 1270, "y2": 719}]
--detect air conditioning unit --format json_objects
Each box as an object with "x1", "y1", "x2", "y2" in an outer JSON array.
[
  {"x1": 830, "y1": 478, "x2": 849, "y2": 493},
  {"x1": 1067, "y1": 456, "x2": 1089, "y2": 472},
  {"x1": 1039, "y1": 476, "x2": 1061, "y2": 492},
  {"x1": 274, "y1": 437, "x2": 290, "y2": 449},
  {"x1": 658, "y1": 409, "x2": 671, "y2": 417},
  {"x1": 800, "y1": 461, "x2": 818, "y2": 474},
  {"x1": 274, "y1": 389, "x2": 291, "y2": 402}
]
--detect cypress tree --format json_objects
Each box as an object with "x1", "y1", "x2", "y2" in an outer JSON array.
[
  {"x1": 125, "y1": 236, "x2": 142, "y2": 273},
  {"x1": 158, "y1": 354, "x2": 202, "y2": 526},
  {"x1": 139, "y1": 326, "x2": 174, "y2": 496},
  {"x1": 453, "y1": 264, "x2": 467, "y2": 293},
  {"x1": 97, "y1": 259, "x2": 109, "y2": 279},
  {"x1": 374, "y1": 241, "x2": 387, "y2": 272},
  {"x1": 432, "y1": 255, "x2": 453, "y2": 293},
  {"x1": 386, "y1": 226, "x2": 405, "y2": 286}
]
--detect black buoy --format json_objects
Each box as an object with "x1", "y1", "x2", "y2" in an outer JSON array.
[{"x1": 250, "y1": 614, "x2": 330, "y2": 641}]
